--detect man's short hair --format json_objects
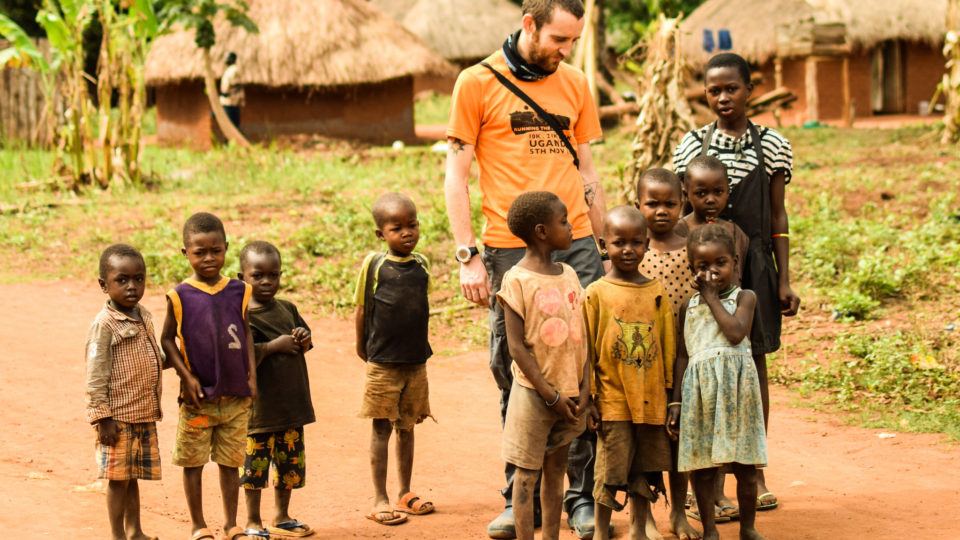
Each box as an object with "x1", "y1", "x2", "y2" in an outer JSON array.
[
  {"x1": 239, "y1": 241, "x2": 281, "y2": 268},
  {"x1": 686, "y1": 155, "x2": 729, "y2": 182},
  {"x1": 182, "y1": 212, "x2": 226, "y2": 246},
  {"x1": 522, "y1": 0, "x2": 585, "y2": 29},
  {"x1": 637, "y1": 167, "x2": 683, "y2": 197},
  {"x1": 99, "y1": 243, "x2": 145, "y2": 279},
  {"x1": 371, "y1": 192, "x2": 418, "y2": 229},
  {"x1": 507, "y1": 191, "x2": 562, "y2": 244}
]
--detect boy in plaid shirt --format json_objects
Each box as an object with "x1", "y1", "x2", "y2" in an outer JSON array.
[{"x1": 85, "y1": 244, "x2": 164, "y2": 540}]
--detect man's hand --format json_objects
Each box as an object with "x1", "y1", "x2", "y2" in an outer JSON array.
[
  {"x1": 459, "y1": 256, "x2": 491, "y2": 307},
  {"x1": 779, "y1": 283, "x2": 801, "y2": 316},
  {"x1": 666, "y1": 404, "x2": 681, "y2": 440},
  {"x1": 182, "y1": 373, "x2": 205, "y2": 408},
  {"x1": 97, "y1": 418, "x2": 119, "y2": 446}
]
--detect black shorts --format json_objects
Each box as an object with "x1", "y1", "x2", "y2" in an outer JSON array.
[{"x1": 240, "y1": 427, "x2": 306, "y2": 490}]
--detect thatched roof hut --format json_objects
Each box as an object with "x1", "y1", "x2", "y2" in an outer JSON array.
[
  {"x1": 144, "y1": 0, "x2": 455, "y2": 147},
  {"x1": 370, "y1": 0, "x2": 520, "y2": 64},
  {"x1": 680, "y1": 0, "x2": 947, "y2": 124},
  {"x1": 680, "y1": 0, "x2": 946, "y2": 67}
]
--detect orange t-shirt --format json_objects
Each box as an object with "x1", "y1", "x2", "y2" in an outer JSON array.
[{"x1": 447, "y1": 51, "x2": 604, "y2": 248}]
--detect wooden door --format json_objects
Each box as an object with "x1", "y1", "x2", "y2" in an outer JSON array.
[{"x1": 871, "y1": 40, "x2": 906, "y2": 113}]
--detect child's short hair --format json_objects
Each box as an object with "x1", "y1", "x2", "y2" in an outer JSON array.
[
  {"x1": 99, "y1": 243, "x2": 145, "y2": 279},
  {"x1": 507, "y1": 191, "x2": 562, "y2": 244},
  {"x1": 637, "y1": 167, "x2": 683, "y2": 197},
  {"x1": 239, "y1": 240, "x2": 281, "y2": 267},
  {"x1": 705, "y1": 52, "x2": 752, "y2": 86},
  {"x1": 604, "y1": 205, "x2": 647, "y2": 235},
  {"x1": 687, "y1": 223, "x2": 736, "y2": 262},
  {"x1": 371, "y1": 192, "x2": 417, "y2": 229},
  {"x1": 686, "y1": 155, "x2": 728, "y2": 182},
  {"x1": 183, "y1": 212, "x2": 226, "y2": 245}
]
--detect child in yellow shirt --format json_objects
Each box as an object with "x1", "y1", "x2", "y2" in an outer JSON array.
[{"x1": 584, "y1": 206, "x2": 676, "y2": 540}]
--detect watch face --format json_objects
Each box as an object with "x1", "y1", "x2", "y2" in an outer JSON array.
[{"x1": 456, "y1": 246, "x2": 471, "y2": 263}]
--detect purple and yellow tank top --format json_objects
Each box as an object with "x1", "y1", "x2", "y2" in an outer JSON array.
[{"x1": 167, "y1": 276, "x2": 252, "y2": 400}]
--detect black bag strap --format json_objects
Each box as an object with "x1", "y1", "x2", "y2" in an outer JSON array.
[{"x1": 481, "y1": 62, "x2": 579, "y2": 169}]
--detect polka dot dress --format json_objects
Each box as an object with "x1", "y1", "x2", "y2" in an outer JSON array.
[{"x1": 639, "y1": 247, "x2": 695, "y2": 321}]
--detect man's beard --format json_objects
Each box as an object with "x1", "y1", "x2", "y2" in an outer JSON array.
[{"x1": 528, "y1": 31, "x2": 562, "y2": 73}]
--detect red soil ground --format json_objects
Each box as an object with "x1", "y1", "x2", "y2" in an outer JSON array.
[{"x1": 1, "y1": 280, "x2": 957, "y2": 539}]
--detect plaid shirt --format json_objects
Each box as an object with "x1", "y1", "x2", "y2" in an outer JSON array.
[{"x1": 85, "y1": 301, "x2": 164, "y2": 424}]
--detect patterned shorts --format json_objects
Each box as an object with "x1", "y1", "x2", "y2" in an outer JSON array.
[
  {"x1": 173, "y1": 397, "x2": 252, "y2": 468},
  {"x1": 96, "y1": 421, "x2": 161, "y2": 481},
  {"x1": 240, "y1": 427, "x2": 306, "y2": 490}
]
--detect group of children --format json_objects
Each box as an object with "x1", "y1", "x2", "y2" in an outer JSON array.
[
  {"x1": 86, "y1": 194, "x2": 438, "y2": 540},
  {"x1": 87, "y1": 213, "x2": 317, "y2": 540}
]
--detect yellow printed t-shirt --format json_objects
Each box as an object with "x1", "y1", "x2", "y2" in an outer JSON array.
[
  {"x1": 583, "y1": 277, "x2": 676, "y2": 424},
  {"x1": 447, "y1": 51, "x2": 604, "y2": 248},
  {"x1": 496, "y1": 263, "x2": 587, "y2": 397}
]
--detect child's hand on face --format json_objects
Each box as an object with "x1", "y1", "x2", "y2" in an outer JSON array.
[
  {"x1": 291, "y1": 327, "x2": 311, "y2": 350},
  {"x1": 97, "y1": 418, "x2": 119, "y2": 446},
  {"x1": 696, "y1": 270, "x2": 721, "y2": 299}
]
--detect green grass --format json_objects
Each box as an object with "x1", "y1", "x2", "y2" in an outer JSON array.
[{"x1": 414, "y1": 92, "x2": 452, "y2": 126}]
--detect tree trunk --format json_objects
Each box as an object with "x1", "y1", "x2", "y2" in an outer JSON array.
[{"x1": 202, "y1": 48, "x2": 250, "y2": 147}]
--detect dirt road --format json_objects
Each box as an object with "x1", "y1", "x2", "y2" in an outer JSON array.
[{"x1": 1, "y1": 280, "x2": 957, "y2": 539}]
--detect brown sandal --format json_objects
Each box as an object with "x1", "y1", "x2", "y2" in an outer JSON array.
[{"x1": 395, "y1": 492, "x2": 435, "y2": 515}]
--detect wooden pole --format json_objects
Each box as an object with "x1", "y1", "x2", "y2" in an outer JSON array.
[{"x1": 805, "y1": 56, "x2": 819, "y2": 122}]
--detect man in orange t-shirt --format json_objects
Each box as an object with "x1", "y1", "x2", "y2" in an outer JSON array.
[{"x1": 443, "y1": 1, "x2": 608, "y2": 537}]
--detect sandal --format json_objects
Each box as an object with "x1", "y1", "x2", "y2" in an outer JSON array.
[
  {"x1": 757, "y1": 491, "x2": 779, "y2": 511},
  {"x1": 366, "y1": 509, "x2": 408, "y2": 526},
  {"x1": 225, "y1": 526, "x2": 258, "y2": 539},
  {"x1": 685, "y1": 508, "x2": 732, "y2": 524},
  {"x1": 267, "y1": 519, "x2": 313, "y2": 537},
  {"x1": 240, "y1": 528, "x2": 271, "y2": 539},
  {"x1": 190, "y1": 528, "x2": 216, "y2": 540},
  {"x1": 395, "y1": 492, "x2": 435, "y2": 515},
  {"x1": 718, "y1": 504, "x2": 740, "y2": 520}
]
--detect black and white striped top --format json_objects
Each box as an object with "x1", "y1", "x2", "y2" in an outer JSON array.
[{"x1": 672, "y1": 123, "x2": 793, "y2": 188}]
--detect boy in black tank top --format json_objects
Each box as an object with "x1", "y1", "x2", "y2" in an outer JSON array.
[{"x1": 354, "y1": 193, "x2": 435, "y2": 527}]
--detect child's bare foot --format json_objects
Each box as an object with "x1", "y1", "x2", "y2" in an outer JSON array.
[
  {"x1": 740, "y1": 526, "x2": 766, "y2": 540},
  {"x1": 645, "y1": 512, "x2": 664, "y2": 540},
  {"x1": 669, "y1": 510, "x2": 703, "y2": 539}
]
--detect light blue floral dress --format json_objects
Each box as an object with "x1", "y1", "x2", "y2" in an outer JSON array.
[{"x1": 678, "y1": 287, "x2": 767, "y2": 472}]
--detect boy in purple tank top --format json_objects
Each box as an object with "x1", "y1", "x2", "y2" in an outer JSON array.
[{"x1": 161, "y1": 212, "x2": 258, "y2": 540}]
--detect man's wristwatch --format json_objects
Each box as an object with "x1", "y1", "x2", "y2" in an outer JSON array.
[{"x1": 455, "y1": 245, "x2": 480, "y2": 264}]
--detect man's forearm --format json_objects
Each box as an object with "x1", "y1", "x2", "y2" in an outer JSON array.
[
  {"x1": 585, "y1": 181, "x2": 607, "y2": 244},
  {"x1": 444, "y1": 138, "x2": 478, "y2": 246}
]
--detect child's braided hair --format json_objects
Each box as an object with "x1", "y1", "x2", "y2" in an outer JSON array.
[{"x1": 686, "y1": 223, "x2": 736, "y2": 263}]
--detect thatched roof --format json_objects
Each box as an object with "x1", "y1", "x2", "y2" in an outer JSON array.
[
  {"x1": 371, "y1": 0, "x2": 520, "y2": 62},
  {"x1": 145, "y1": 0, "x2": 455, "y2": 87},
  {"x1": 680, "y1": 0, "x2": 947, "y2": 67}
]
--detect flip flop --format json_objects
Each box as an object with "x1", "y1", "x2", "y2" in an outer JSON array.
[
  {"x1": 718, "y1": 504, "x2": 740, "y2": 521},
  {"x1": 395, "y1": 492, "x2": 435, "y2": 515},
  {"x1": 366, "y1": 510, "x2": 408, "y2": 526},
  {"x1": 685, "y1": 508, "x2": 732, "y2": 524},
  {"x1": 240, "y1": 528, "x2": 271, "y2": 539},
  {"x1": 190, "y1": 528, "x2": 216, "y2": 540},
  {"x1": 224, "y1": 526, "x2": 256, "y2": 540},
  {"x1": 757, "y1": 491, "x2": 779, "y2": 511},
  {"x1": 267, "y1": 519, "x2": 313, "y2": 537},
  {"x1": 685, "y1": 490, "x2": 695, "y2": 509}
]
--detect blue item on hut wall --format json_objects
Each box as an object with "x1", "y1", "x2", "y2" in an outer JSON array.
[
  {"x1": 718, "y1": 29, "x2": 732, "y2": 50},
  {"x1": 702, "y1": 29, "x2": 715, "y2": 53}
]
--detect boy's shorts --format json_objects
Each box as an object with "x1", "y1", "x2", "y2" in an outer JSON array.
[
  {"x1": 501, "y1": 380, "x2": 586, "y2": 470},
  {"x1": 173, "y1": 396, "x2": 252, "y2": 468},
  {"x1": 96, "y1": 421, "x2": 161, "y2": 481},
  {"x1": 360, "y1": 362, "x2": 431, "y2": 430},
  {"x1": 594, "y1": 421, "x2": 671, "y2": 510},
  {"x1": 240, "y1": 427, "x2": 306, "y2": 490}
]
